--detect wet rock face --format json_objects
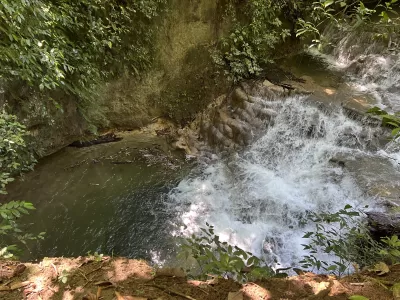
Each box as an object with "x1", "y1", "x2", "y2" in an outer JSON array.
[
  {"x1": 1, "y1": 0, "x2": 231, "y2": 159},
  {"x1": 199, "y1": 86, "x2": 278, "y2": 152},
  {"x1": 329, "y1": 153, "x2": 400, "y2": 207},
  {"x1": 1, "y1": 87, "x2": 87, "y2": 157},
  {"x1": 173, "y1": 80, "x2": 298, "y2": 155}
]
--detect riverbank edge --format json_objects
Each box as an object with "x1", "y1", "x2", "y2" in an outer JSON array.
[{"x1": 0, "y1": 256, "x2": 397, "y2": 300}]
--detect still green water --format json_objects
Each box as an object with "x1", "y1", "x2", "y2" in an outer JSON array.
[{"x1": 4, "y1": 132, "x2": 191, "y2": 262}]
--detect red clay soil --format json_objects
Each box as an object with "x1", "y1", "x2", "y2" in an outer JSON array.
[{"x1": 0, "y1": 257, "x2": 397, "y2": 300}]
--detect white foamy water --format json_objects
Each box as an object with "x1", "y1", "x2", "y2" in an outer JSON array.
[
  {"x1": 169, "y1": 97, "x2": 378, "y2": 268},
  {"x1": 316, "y1": 28, "x2": 400, "y2": 112}
]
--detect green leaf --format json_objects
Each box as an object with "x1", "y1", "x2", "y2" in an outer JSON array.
[
  {"x1": 367, "y1": 107, "x2": 387, "y2": 115},
  {"x1": 346, "y1": 212, "x2": 360, "y2": 216},
  {"x1": 392, "y1": 128, "x2": 400, "y2": 137},
  {"x1": 389, "y1": 249, "x2": 400, "y2": 257},
  {"x1": 323, "y1": 0, "x2": 334, "y2": 8},
  {"x1": 379, "y1": 249, "x2": 389, "y2": 255},
  {"x1": 23, "y1": 202, "x2": 35, "y2": 210},
  {"x1": 327, "y1": 265, "x2": 337, "y2": 271},
  {"x1": 303, "y1": 232, "x2": 313, "y2": 238},
  {"x1": 11, "y1": 209, "x2": 21, "y2": 218}
]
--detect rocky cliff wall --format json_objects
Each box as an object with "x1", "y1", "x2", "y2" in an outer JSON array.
[{"x1": 2, "y1": 0, "x2": 230, "y2": 157}]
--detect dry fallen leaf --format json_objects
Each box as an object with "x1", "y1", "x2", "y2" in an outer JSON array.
[
  {"x1": 94, "y1": 281, "x2": 113, "y2": 287},
  {"x1": 115, "y1": 291, "x2": 125, "y2": 300},
  {"x1": 10, "y1": 281, "x2": 31, "y2": 290},
  {"x1": 371, "y1": 262, "x2": 390, "y2": 276},
  {"x1": 206, "y1": 277, "x2": 218, "y2": 285}
]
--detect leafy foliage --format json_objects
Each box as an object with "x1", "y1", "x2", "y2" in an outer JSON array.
[
  {"x1": 379, "y1": 235, "x2": 400, "y2": 264},
  {"x1": 300, "y1": 205, "x2": 380, "y2": 276},
  {"x1": 296, "y1": 0, "x2": 400, "y2": 49},
  {"x1": 0, "y1": 110, "x2": 35, "y2": 194},
  {"x1": 179, "y1": 223, "x2": 276, "y2": 282},
  {"x1": 213, "y1": 1, "x2": 400, "y2": 81},
  {"x1": 300, "y1": 205, "x2": 400, "y2": 277},
  {"x1": 0, "y1": 111, "x2": 43, "y2": 258},
  {"x1": 367, "y1": 106, "x2": 400, "y2": 139},
  {"x1": 0, "y1": 0, "x2": 166, "y2": 102},
  {"x1": 183, "y1": 207, "x2": 400, "y2": 282},
  {"x1": 212, "y1": 0, "x2": 291, "y2": 82},
  {"x1": 58, "y1": 269, "x2": 69, "y2": 284},
  {"x1": 87, "y1": 251, "x2": 104, "y2": 262}
]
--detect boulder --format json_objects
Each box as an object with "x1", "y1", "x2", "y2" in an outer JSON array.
[{"x1": 367, "y1": 212, "x2": 400, "y2": 239}]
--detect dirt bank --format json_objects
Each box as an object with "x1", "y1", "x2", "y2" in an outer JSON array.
[{"x1": 0, "y1": 257, "x2": 397, "y2": 300}]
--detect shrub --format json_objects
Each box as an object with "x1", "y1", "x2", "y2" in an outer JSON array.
[
  {"x1": 0, "y1": 0, "x2": 166, "y2": 103},
  {"x1": 179, "y1": 223, "x2": 276, "y2": 282},
  {"x1": 212, "y1": 0, "x2": 291, "y2": 82},
  {"x1": 296, "y1": 0, "x2": 400, "y2": 50}
]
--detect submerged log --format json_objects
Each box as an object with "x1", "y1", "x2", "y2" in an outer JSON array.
[
  {"x1": 366, "y1": 212, "x2": 400, "y2": 239},
  {"x1": 70, "y1": 133, "x2": 122, "y2": 148}
]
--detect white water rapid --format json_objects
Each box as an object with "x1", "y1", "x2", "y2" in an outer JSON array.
[
  {"x1": 318, "y1": 28, "x2": 400, "y2": 112},
  {"x1": 169, "y1": 97, "x2": 382, "y2": 268}
]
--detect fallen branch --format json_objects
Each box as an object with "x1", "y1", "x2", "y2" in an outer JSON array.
[
  {"x1": 1, "y1": 279, "x2": 13, "y2": 287},
  {"x1": 82, "y1": 280, "x2": 92, "y2": 288},
  {"x1": 10, "y1": 281, "x2": 31, "y2": 290},
  {"x1": 145, "y1": 284, "x2": 198, "y2": 300},
  {"x1": 78, "y1": 270, "x2": 89, "y2": 282}
]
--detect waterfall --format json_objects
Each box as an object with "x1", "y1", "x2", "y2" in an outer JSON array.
[
  {"x1": 169, "y1": 97, "x2": 381, "y2": 268},
  {"x1": 317, "y1": 26, "x2": 400, "y2": 112}
]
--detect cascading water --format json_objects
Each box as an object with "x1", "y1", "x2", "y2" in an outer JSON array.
[
  {"x1": 307, "y1": 25, "x2": 400, "y2": 167},
  {"x1": 318, "y1": 26, "x2": 400, "y2": 111},
  {"x1": 169, "y1": 97, "x2": 381, "y2": 268}
]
